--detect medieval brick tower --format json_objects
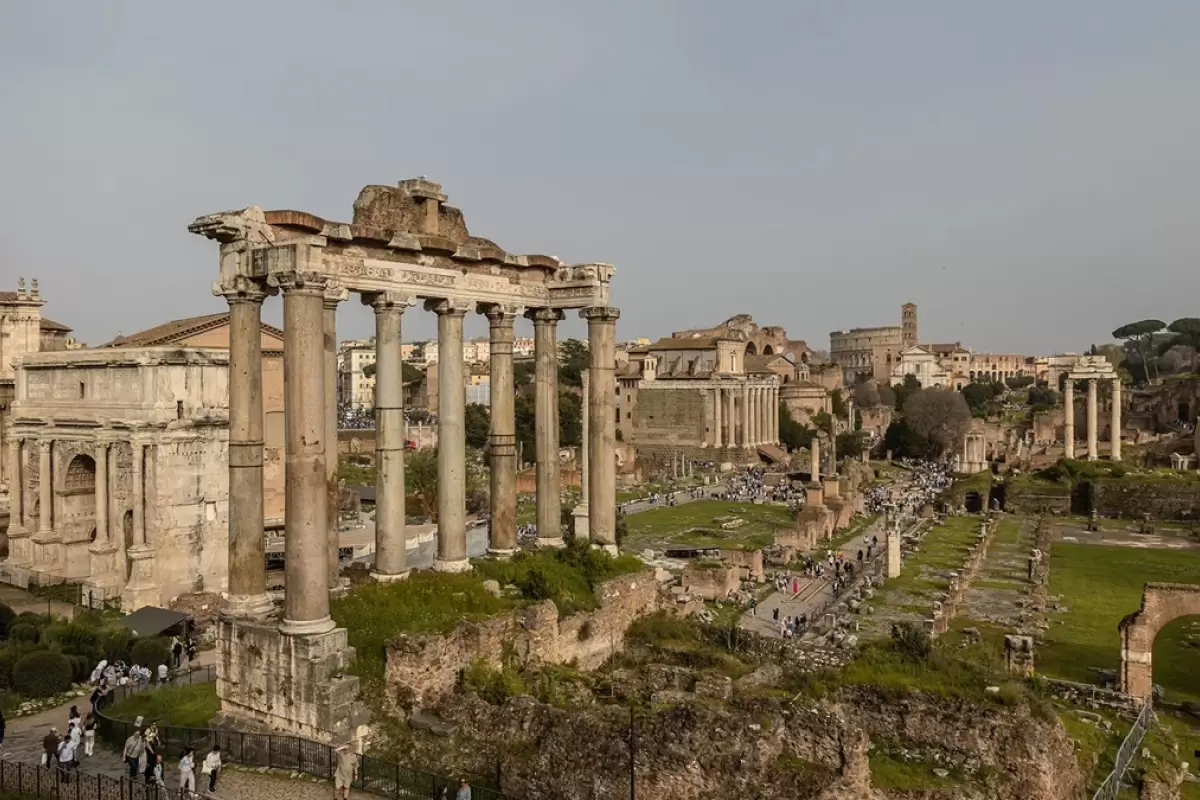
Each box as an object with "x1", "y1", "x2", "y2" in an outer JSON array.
[{"x1": 901, "y1": 303, "x2": 918, "y2": 348}]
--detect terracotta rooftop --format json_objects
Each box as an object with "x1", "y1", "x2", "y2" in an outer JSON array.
[
  {"x1": 745, "y1": 354, "x2": 790, "y2": 373},
  {"x1": 40, "y1": 318, "x2": 72, "y2": 333},
  {"x1": 104, "y1": 312, "x2": 284, "y2": 348}
]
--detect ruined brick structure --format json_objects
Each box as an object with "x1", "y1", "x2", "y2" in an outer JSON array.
[{"x1": 1119, "y1": 582, "x2": 1200, "y2": 701}]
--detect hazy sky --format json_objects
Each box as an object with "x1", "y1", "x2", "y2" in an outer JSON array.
[{"x1": 2, "y1": 1, "x2": 1197, "y2": 353}]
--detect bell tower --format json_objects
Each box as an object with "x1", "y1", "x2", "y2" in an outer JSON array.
[{"x1": 901, "y1": 302, "x2": 918, "y2": 348}]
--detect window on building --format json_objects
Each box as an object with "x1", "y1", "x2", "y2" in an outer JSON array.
[{"x1": 79, "y1": 382, "x2": 86, "y2": 399}]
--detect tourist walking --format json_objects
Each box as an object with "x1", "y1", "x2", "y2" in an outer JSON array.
[
  {"x1": 82, "y1": 713, "x2": 95, "y2": 757},
  {"x1": 178, "y1": 747, "x2": 197, "y2": 795},
  {"x1": 121, "y1": 728, "x2": 145, "y2": 779},
  {"x1": 201, "y1": 745, "x2": 222, "y2": 792},
  {"x1": 456, "y1": 777, "x2": 472, "y2": 800},
  {"x1": 42, "y1": 728, "x2": 60, "y2": 768},
  {"x1": 335, "y1": 744, "x2": 358, "y2": 799}
]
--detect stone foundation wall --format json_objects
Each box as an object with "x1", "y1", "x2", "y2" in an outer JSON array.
[
  {"x1": 216, "y1": 619, "x2": 367, "y2": 745},
  {"x1": 631, "y1": 386, "x2": 708, "y2": 450},
  {"x1": 1004, "y1": 481, "x2": 1071, "y2": 515},
  {"x1": 386, "y1": 571, "x2": 659, "y2": 707},
  {"x1": 681, "y1": 564, "x2": 741, "y2": 599},
  {"x1": 1090, "y1": 477, "x2": 1200, "y2": 520},
  {"x1": 722, "y1": 549, "x2": 764, "y2": 582}
]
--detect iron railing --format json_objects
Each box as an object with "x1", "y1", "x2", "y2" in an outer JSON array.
[
  {"x1": 93, "y1": 667, "x2": 516, "y2": 800},
  {"x1": 0, "y1": 757, "x2": 173, "y2": 800},
  {"x1": 1091, "y1": 698, "x2": 1155, "y2": 800}
]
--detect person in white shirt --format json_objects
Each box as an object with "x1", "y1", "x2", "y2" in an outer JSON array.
[
  {"x1": 201, "y1": 746, "x2": 222, "y2": 792},
  {"x1": 157, "y1": 663, "x2": 168, "y2": 683},
  {"x1": 178, "y1": 746, "x2": 197, "y2": 794}
]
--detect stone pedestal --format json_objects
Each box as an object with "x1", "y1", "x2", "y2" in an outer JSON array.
[
  {"x1": 122, "y1": 545, "x2": 160, "y2": 611},
  {"x1": 216, "y1": 617, "x2": 368, "y2": 746},
  {"x1": 886, "y1": 531, "x2": 901, "y2": 579}
]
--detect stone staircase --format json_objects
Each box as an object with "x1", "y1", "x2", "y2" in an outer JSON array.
[{"x1": 756, "y1": 444, "x2": 789, "y2": 466}]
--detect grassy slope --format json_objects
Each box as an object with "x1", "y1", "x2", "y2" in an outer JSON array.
[
  {"x1": 623, "y1": 500, "x2": 795, "y2": 550},
  {"x1": 103, "y1": 683, "x2": 219, "y2": 729},
  {"x1": 1042, "y1": 542, "x2": 1200, "y2": 703}
]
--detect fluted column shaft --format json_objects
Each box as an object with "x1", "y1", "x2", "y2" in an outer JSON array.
[
  {"x1": 1086, "y1": 378, "x2": 1098, "y2": 461},
  {"x1": 220, "y1": 285, "x2": 272, "y2": 618},
  {"x1": 528, "y1": 308, "x2": 564, "y2": 547},
  {"x1": 1111, "y1": 378, "x2": 1122, "y2": 462},
  {"x1": 713, "y1": 388, "x2": 724, "y2": 448},
  {"x1": 94, "y1": 442, "x2": 109, "y2": 544},
  {"x1": 279, "y1": 275, "x2": 334, "y2": 635},
  {"x1": 485, "y1": 305, "x2": 520, "y2": 555},
  {"x1": 323, "y1": 289, "x2": 346, "y2": 586},
  {"x1": 584, "y1": 307, "x2": 620, "y2": 548},
  {"x1": 9, "y1": 438, "x2": 22, "y2": 529},
  {"x1": 1064, "y1": 380, "x2": 1075, "y2": 459},
  {"x1": 37, "y1": 439, "x2": 52, "y2": 536},
  {"x1": 370, "y1": 293, "x2": 409, "y2": 580},
  {"x1": 431, "y1": 299, "x2": 471, "y2": 571},
  {"x1": 131, "y1": 442, "x2": 146, "y2": 546},
  {"x1": 741, "y1": 383, "x2": 750, "y2": 447}
]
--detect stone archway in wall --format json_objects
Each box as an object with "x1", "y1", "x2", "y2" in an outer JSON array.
[
  {"x1": 745, "y1": 342, "x2": 757, "y2": 356},
  {"x1": 762, "y1": 344, "x2": 774, "y2": 355},
  {"x1": 60, "y1": 454, "x2": 97, "y2": 578},
  {"x1": 1119, "y1": 583, "x2": 1200, "y2": 700}
]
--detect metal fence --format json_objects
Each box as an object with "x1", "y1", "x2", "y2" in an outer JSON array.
[
  {"x1": 0, "y1": 758, "x2": 172, "y2": 800},
  {"x1": 93, "y1": 667, "x2": 516, "y2": 800},
  {"x1": 1091, "y1": 698, "x2": 1155, "y2": 800}
]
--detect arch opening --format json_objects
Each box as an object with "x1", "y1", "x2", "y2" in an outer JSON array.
[
  {"x1": 1119, "y1": 583, "x2": 1200, "y2": 701},
  {"x1": 745, "y1": 342, "x2": 757, "y2": 356}
]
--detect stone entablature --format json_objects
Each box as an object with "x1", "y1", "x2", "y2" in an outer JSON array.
[{"x1": 386, "y1": 571, "x2": 658, "y2": 708}]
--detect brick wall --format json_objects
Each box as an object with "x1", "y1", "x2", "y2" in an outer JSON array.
[{"x1": 632, "y1": 386, "x2": 708, "y2": 448}]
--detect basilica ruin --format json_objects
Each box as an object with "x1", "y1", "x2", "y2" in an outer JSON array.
[{"x1": 189, "y1": 178, "x2": 620, "y2": 742}]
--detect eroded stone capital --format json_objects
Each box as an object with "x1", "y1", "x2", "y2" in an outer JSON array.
[
  {"x1": 188, "y1": 206, "x2": 274, "y2": 245},
  {"x1": 424, "y1": 298, "x2": 473, "y2": 317},
  {"x1": 267, "y1": 270, "x2": 330, "y2": 296},
  {"x1": 525, "y1": 307, "x2": 565, "y2": 325},
  {"x1": 581, "y1": 306, "x2": 621, "y2": 324},
  {"x1": 362, "y1": 291, "x2": 417, "y2": 313},
  {"x1": 323, "y1": 283, "x2": 350, "y2": 309},
  {"x1": 479, "y1": 302, "x2": 524, "y2": 324},
  {"x1": 213, "y1": 276, "x2": 272, "y2": 304}
]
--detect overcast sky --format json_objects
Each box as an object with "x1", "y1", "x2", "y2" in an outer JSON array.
[{"x1": 2, "y1": 1, "x2": 1197, "y2": 353}]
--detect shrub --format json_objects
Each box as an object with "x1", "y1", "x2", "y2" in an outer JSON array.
[
  {"x1": 519, "y1": 568, "x2": 552, "y2": 601},
  {"x1": 44, "y1": 621, "x2": 102, "y2": 662},
  {"x1": 9, "y1": 623, "x2": 39, "y2": 644},
  {"x1": 65, "y1": 654, "x2": 92, "y2": 683},
  {"x1": 130, "y1": 637, "x2": 171, "y2": 669},
  {"x1": 0, "y1": 603, "x2": 15, "y2": 637},
  {"x1": 0, "y1": 643, "x2": 39, "y2": 689},
  {"x1": 888, "y1": 622, "x2": 932, "y2": 661},
  {"x1": 103, "y1": 628, "x2": 136, "y2": 663},
  {"x1": 14, "y1": 612, "x2": 52, "y2": 630},
  {"x1": 13, "y1": 651, "x2": 73, "y2": 698}
]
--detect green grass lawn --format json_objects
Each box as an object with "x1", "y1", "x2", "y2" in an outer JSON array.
[
  {"x1": 622, "y1": 500, "x2": 794, "y2": 550},
  {"x1": 103, "y1": 682, "x2": 219, "y2": 729},
  {"x1": 1041, "y1": 542, "x2": 1200, "y2": 703}
]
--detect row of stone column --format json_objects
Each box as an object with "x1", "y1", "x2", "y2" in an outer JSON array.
[
  {"x1": 1063, "y1": 377, "x2": 1122, "y2": 461},
  {"x1": 710, "y1": 384, "x2": 778, "y2": 448},
  {"x1": 219, "y1": 270, "x2": 620, "y2": 634}
]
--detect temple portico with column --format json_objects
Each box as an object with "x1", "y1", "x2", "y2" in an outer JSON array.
[
  {"x1": 190, "y1": 178, "x2": 619, "y2": 743},
  {"x1": 1061, "y1": 355, "x2": 1122, "y2": 462}
]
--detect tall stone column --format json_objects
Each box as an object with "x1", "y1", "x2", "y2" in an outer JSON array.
[
  {"x1": 7, "y1": 437, "x2": 30, "y2": 566},
  {"x1": 1063, "y1": 379, "x2": 1075, "y2": 459},
  {"x1": 87, "y1": 439, "x2": 120, "y2": 595},
  {"x1": 484, "y1": 304, "x2": 520, "y2": 556},
  {"x1": 713, "y1": 388, "x2": 724, "y2": 448},
  {"x1": 810, "y1": 435, "x2": 820, "y2": 481},
  {"x1": 750, "y1": 387, "x2": 759, "y2": 445},
  {"x1": 430, "y1": 299, "x2": 472, "y2": 571},
  {"x1": 123, "y1": 439, "x2": 160, "y2": 609},
  {"x1": 323, "y1": 286, "x2": 347, "y2": 586},
  {"x1": 277, "y1": 271, "x2": 334, "y2": 635},
  {"x1": 572, "y1": 368, "x2": 590, "y2": 540},
  {"x1": 218, "y1": 280, "x2": 272, "y2": 619},
  {"x1": 369, "y1": 292, "x2": 410, "y2": 581},
  {"x1": 584, "y1": 307, "x2": 620, "y2": 550},
  {"x1": 37, "y1": 438, "x2": 52, "y2": 537},
  {"x1": 741, "y1": 383, "x2": 751, "y2": 448},
  {"x1": 1087, "y1": 378, "x2": 1098, "y2": 461},
  {"x1": 1111, "y1": 378, "x2": 1122, "y2": 462},
  {"x1": 527, "y1": 308, "x2": 564, "y2": 548},
  {"x1": 771, "y1": 387, "x2": 779, "y2": 442}
]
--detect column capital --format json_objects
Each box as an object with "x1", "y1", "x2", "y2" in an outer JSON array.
[
  {"x1": 425, "y1": 298, "x2": 474, "y2": 317},
  {"x1": 212, "y1": 276, "x2": 272, "y2": 304},
  {"x1": 363, "y1": 291, "x2": 417, "y2": 313},
  {"x1": 525, "y1": 307, "x2": 565, "y2": 325},
  {"x1": 267, "y1": 270, "x2": 330, "y2": 296},
  {"x1": 38, "y1": 438, "x2": 52, "y2": 453},
  {"x1": 323, "y1": 284, "x2": 350, "y2": 310},
  {"x1": 480, "y1": 302, "x2": 524, "y2": 323},
  {"x1": 581, "y1": 306, "x2": 620, "y2": 324}
]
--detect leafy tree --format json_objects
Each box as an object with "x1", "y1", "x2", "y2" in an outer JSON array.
[
  {"x1": 1027, "y1": 385, "x2": 1058, "y2": 409},
  {"x1": 852, "y1": 381, "x2": 880, "y2": 408},
  {"x1": 836, "y1": 430, "x2": 870, "y2": 458},
  {"x1": 362, "y1": 362, "x2": 375, "y2": 379},
  {"x1": 515, "y1": 393, "x2": 536, "y2": 463},
  {"x1": 778, "y1": 405, "x2": 814, "y2": 451},
  {"x1": 882, "y1": 418, "x2": 925, "y2": 459},
  {"x1": 811, "y1": 411, "x2": 833, "y2": 434},
  {"x1": 876, "y1": 383, "x2": 896, "y2": 408},
  {"x1": 1005, "y1": 375, "x2": 1035, "y2": 390},
  {"x1": 1112, "y1": 320, "x2": 1165, "y2": 384},
  {"x1": 406, "y1": 448, "x2": 440, "y2": 520},
  {"x1": 465, "y1": 403, "x2": 491, "y2": 450},
  {"x1": 903, "y1": 387, "x2": 971, "y2": 458},
  {"x1": 362, "y1": 361, "x2": 424, "y2": 386},
  {"x1": 892, "y1": 374, "x2": 921, "y2": 409},
  {"x1": 514, "y1": 360, "x2": 536, "y2": 388},
  {"x1": 961, "y1": 381, "x2": 1003, "y2": 418},
  {"x1": 558, "y1": 339, "x2": 590, "y2": 388},
  {"x1": 559, "y1": 390, "x2": 582, "y2": 447},
  {"x1": 1167, "y1": 318, "x2": 1200, "y2": 372},
  {"x1": 830, "y1": 389, "x2": 848, "y2": 418}
]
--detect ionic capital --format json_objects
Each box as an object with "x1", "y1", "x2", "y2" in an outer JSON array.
[
  {"x1": 323, "y1": 283, "x2": 350, "y2": 309},
  {"x1": 212, "y1": 276, "x2": 272, "y2": 305},
  {"x1": 267, "y1": 270, "x2": 330, "y2": 296},
  {"x1": 424, "y1": 298, "x2": 474, "y2": 317},
  {"x1": 363, "y1": 292, "x2": 418, "y2": 314},
  {"x1": 525, "y1": 307, "x2": 565, "y2": 325},
  {"x1": 480, "y1": 303, "x2": 524, "y2": 325},
  {"x1": 581, "y1": 306, "x2": 621, "y2": 324}
]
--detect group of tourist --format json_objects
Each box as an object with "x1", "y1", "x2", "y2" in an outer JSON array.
[
  {"x1": 122, "y1": 726, "x2": 220, "y2": 795},
  {"x1": 38, "y1": 705, "x2": 97, "y2": 778}
]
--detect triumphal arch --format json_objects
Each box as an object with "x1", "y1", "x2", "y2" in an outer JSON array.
[{"x1": 190, "y1": 178, "x2": 618, "y2": 742}]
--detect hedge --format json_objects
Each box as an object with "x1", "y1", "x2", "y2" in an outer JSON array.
[
  {"x1": 9, "y1": 623, "x2": 39, "y2": 644},
  {"x1": 130, "y1": 637, "x2": 170, "y2": 670},
  {"x1": 12, "y1": 650, "x2": 73, "y2": 698},
  {"x1": 0, "y1": 603, "x2": 15, "y2": 637}
]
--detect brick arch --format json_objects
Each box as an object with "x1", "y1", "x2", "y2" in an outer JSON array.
[{"x1": 1119, "y1": 582, "x2": 1200, "y2": 700}]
